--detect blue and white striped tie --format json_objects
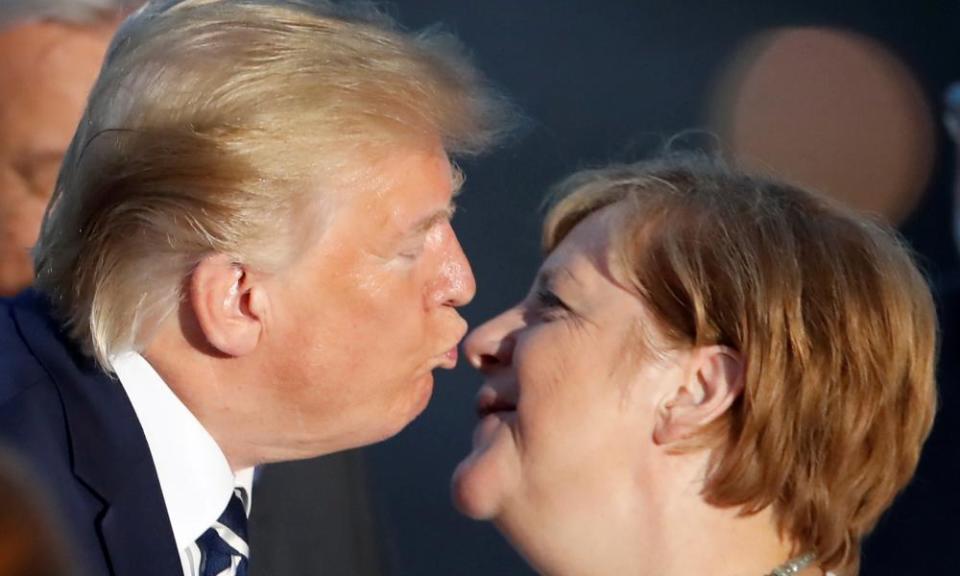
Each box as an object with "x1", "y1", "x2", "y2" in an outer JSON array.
[{"x1": 197, "y1": 489, "x2": 249, "y2": 576}]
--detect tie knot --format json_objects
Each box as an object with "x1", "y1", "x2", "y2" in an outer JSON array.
[
  {"x1": 197, "y1": 489, "x2": 249, "y2": 576},
  {"x1": 218, "y1": 488, "x2": 249, "y2": 543}
]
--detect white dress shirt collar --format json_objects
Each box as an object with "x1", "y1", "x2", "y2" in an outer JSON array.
[{"x1": 112, "y1": 351, "x2": 253, "y2": 555}]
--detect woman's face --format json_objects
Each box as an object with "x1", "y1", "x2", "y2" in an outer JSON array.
[{"x1": 452, "y1": 203, "x2": 686, "y2": 571}]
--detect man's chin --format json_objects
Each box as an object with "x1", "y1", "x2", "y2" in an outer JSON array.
[
  {"x1": 407, "y1": 370, "x2": 435, "y2": 419},
  {"x1": 366, "y1": 372, "x2": 436, "y2": 444}
]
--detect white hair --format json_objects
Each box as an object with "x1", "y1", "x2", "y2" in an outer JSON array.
[{"x1": 0, "y1": 0, "x2": 141, "y2": 29}]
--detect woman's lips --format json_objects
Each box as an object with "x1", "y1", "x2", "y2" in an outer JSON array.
[
  {"x1": 475, "y1": 383, "x2": 518, "y2": 418},
  {"x1": 471, "y1": 410, "x2": 516, "y2": 450}
]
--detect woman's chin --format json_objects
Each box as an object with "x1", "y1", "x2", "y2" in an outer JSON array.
[
  {"x1": 450, "y1": 413, "x2": 520, "y2": 520},
  {"x1": 451, "y1": 456, "x2": 499, "y2": 519}
]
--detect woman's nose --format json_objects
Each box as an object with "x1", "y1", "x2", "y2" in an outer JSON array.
[{"x1": 463, "y1": 309, "x2": 520, "y2": 372}]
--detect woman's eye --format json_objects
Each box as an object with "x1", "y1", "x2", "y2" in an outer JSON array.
[{"x1": 534, "y1": 288, "x2": 571, "y2": 319}]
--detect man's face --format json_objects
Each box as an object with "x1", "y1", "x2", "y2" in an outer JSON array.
[
  {"x1": 0, "y1": 21, "x2": 114, "y2": 296},
  {"x1": 258, "y1": 142, "x2": 476, "y2": 455}
]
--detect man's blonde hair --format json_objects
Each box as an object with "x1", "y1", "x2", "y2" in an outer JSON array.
[
  {"x1": 34, "y1": 0, "x2": 511, "y2": 368},
  {"x1": 543, "y1": 155, "x2": 938, "y2": 575}
]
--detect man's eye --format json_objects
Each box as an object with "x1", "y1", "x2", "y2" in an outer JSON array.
[{"x1": 398, "y1": 246, "x2": 424, "y2": 259}]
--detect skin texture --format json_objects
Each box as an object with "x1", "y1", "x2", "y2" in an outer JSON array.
[
  {"x1": 146, "y1": 142, "x2": 475, "y2": 469},
  {"x1": 0, "y1": 20, "x2": 116, "y2": 296},
  {"x1": 453, "y1": 204, "x2": 821, "y2": 576}
]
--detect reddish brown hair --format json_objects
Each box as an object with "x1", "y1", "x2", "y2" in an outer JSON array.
[{"x1": 544, "y1": 155, "x2": 937, "y2": 575}]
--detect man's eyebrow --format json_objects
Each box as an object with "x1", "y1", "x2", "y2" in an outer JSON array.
[
  {"x1": 451, "y1": 163, "x2": 465, "y2": 196},
  {"x1": 407, "y1": 201, "x2": 457, "y2": 237},
  {"x1": 402, "y1": 165, "x2": 464, "y2": 238}
]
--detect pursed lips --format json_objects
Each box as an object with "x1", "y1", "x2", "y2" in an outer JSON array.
[
  {"x1": 436, "y1": 346, "x2": 458, "y2": 369},
  {"x1": 435, "y1": 322, "x2": 469, "y2": 369}
]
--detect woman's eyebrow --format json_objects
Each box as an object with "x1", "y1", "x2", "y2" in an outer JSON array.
[
  {"x1": 534, "y1": 268, "x2": 569, "y2": 292},
  {"x1": 536, "y1": 266, "x2": 583, "y2": 292},
  {"x1": 533, "y1": 268, "x2": 553, "y2": 293}
]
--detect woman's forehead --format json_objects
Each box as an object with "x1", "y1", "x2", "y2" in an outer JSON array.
[
  {"x1": 541, "y1": 203, "x2": 638, "y2": 295},
  {"x1": 550, "y1": 204, "x2": 619, "y2": 255}
]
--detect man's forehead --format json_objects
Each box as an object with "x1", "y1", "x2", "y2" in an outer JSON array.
[{"x1": 370, "y1": 144, "x2": 454, "y2": 201}]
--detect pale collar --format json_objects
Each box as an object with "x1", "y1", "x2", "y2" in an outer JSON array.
[{"x1": 112, "y1": 351, "x2": 253, "y2": 552}]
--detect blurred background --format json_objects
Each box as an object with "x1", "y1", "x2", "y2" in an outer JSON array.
[{"x1": 248, "y1": 0, "x2": 960, "y2": 574}]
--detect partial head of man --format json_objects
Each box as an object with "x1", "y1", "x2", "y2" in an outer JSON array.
[
  {"x1": 0, "y1": 0, "x2": 141, "y2": 296},
  {"x1": 33, "y1": 0, "x2": 509, "y2": 469}
]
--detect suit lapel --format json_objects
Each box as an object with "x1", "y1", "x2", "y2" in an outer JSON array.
[{"x1": 12, "y1": 291, "x2": 182, "y2": 576}]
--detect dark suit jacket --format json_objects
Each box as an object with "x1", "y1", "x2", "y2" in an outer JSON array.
[{"x1": 0, "y1": 290, "x2": 181, "y2": 576}]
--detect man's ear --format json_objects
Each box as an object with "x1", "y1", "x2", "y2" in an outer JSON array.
[
  {"x1": 188, "y1": 254, "x2": 265, "y2": 357},
  {"x1": 653, "y1": 346, "x2": 743, "y2": 446}
]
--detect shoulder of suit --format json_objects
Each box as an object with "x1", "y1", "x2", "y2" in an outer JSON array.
[{"x1": 0, "y1": 297, "x2": 52, "y2": 408}]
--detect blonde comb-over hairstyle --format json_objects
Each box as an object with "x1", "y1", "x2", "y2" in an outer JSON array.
[
  {"x1": 33, "y1": 0, "x2": 512, "y2": 369},
  {"x1": 543, "y1": 155, "x2": 937, "y2": 576}
]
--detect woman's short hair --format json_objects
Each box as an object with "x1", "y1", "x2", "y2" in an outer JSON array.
[
  {"x1": 543, "y1": 154, "x2": 937, "y2": 575},
  {"x1": 33, "y1": 0, "x2": 512, "y2": 368}
]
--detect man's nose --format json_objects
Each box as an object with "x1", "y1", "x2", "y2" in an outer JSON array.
[
  {"x1": 463, "y1": 309, "x2": 519, "y2": 372},
  {"x1": 439, "y1": 225, "x2": 476, "y2": 308}
]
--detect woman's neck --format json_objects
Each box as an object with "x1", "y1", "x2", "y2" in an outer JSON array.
[{"x1": 624, "y1": 458, "x2": 819, "y2": 576}]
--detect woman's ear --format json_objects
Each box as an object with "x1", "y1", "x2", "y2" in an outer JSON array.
[
  {"x1": 188, "y1": 254, "x2": 265, "y2": 357},
  {"x1": 654, "y1": 346, "x2": 743, "y2": 446}
]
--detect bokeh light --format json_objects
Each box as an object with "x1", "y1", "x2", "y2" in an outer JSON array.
[{"x1": 711, "y1": 27, "x2": 935, "y2": 224}]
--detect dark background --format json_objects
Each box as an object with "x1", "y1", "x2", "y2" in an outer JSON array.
[{"x1": 252, "y1": 1, "x2": 960, "y2": 574}]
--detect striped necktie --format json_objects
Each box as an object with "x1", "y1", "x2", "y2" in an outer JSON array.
[{"x1": 197, "y1": 489, "x2": 249, "y2": 576}]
